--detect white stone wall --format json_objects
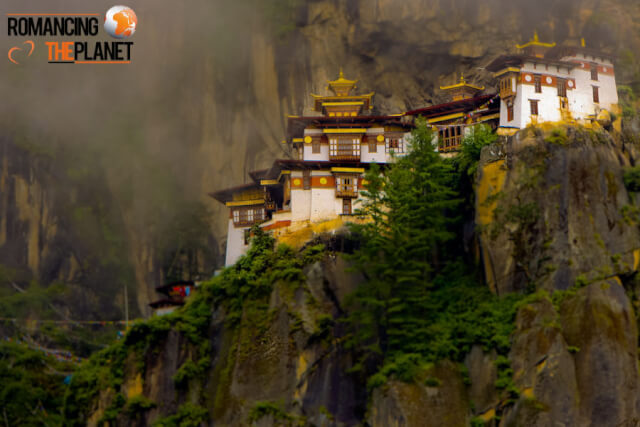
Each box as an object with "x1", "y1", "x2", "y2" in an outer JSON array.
[
  {"x1": 310, "y1": 188, "x2": 341, "y2": 221},
  {"x1": 499, "y1": 75, "x2": 522, "y2": 129},
  {"x1": 361, "y1": 142, "x2": 387, "y2": 163},
  {"x1": 303, "y1": 144, "x2": 330, "y2": 161},
  {"x1": 500, "y1": 55, "x2": 619, "y2": 130},
  {"x1": 291, "y1": 190, "x2": 312, "y2": 222},
  {"x1": 568, "y1": 68, "x2": 618, "y2": 116},
  {"x1": 225, "y1": 219, "x2": 250, "y2": 266}
]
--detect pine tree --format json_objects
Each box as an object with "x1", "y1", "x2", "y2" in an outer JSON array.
[{"x1": 347, "y1": 118, "x2": 461, "y2": 361}]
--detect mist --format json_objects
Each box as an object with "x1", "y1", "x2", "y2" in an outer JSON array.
[{"x1": 1, "y1": 0, "x2": 639, "y2": 317}]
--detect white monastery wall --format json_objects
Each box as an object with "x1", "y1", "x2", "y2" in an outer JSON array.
[{"x1": 225, "y1": 219, "x2": 249, "y2": 266}]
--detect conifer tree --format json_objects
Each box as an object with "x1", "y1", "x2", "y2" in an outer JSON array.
[{"x1": 347, "y1": 118, "x2": 460, "y2": 360}]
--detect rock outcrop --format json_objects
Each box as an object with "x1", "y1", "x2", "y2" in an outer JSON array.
[{"x1": 477, "y1": 125, "x2": 640, "y2": 295}]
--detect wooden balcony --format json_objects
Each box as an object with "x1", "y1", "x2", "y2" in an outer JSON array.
[
  {"x1": 329, "y1": 154, "x2": 360, "y2": 162},
  {"x1": 499, "y1": 76, "x2": 516, "y2": 99},
  {"x1": 336, "y1": 186, "x2": 358, "y2": 198}
]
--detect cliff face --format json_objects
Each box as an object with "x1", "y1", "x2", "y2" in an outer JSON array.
[
  {"x1": 476, "y1": 124, "x2": 640, "y2": 294},
  {"x1": 67, "y1": 124, "x2": 640, "y2": 427},
  {"x1": 2, "y1": 0, "x2": 640, "y2": 318},
  {"x1": 473, "y1": 124, "x2": 640, "y2": 426}
]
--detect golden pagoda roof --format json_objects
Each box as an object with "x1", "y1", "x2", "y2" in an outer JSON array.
[
  {"x1": 439, "y1": 74, "x2": 484, "y2": 91},
  {"x1": 516, "y1": 31, "x2": 556, "y2": 49},
  {"x1": 327, "y1": 70, "x2": 358, "y2": 96}
]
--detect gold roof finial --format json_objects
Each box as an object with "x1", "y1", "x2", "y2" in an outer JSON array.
[
  {"x1": 581, "y1": 37, "x2": 586, "y2": 47},
  {"x1": 440, "y1": 72, "x2": 484, "y2": 91},
  {"x1": 516, "y1": 30, "x2": 556, "y2": 49},
  {"x1": 327, "y1": 69, "x2": 358, "y2": 96}
]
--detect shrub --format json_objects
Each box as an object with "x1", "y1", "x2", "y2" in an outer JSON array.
[{"x1": 624, "y1": 166, "x2": 640, "y2": 192}]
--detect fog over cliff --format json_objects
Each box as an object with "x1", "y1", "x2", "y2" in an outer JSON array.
[{"x1": 1, "y1": 0, "x2": 639, "y2": 317}]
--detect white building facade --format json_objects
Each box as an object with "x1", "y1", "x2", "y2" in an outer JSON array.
[
  {"x1": 487, "y1": 34, "x2": 618, "y2": 132},
  {"x1": 212, "y1": 72, "x2": 413, "y2": 266}
]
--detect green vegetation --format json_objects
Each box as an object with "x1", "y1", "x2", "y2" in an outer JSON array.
[
  {"x1": 0, "y1": 341, "x2": 73, "y2": 426},
  {"x1": 624, "y1": 166, "x2": 640, "y2": 192},
  {"x1": 248, "y1": 400, "x2": 302, "y2": 425},
  {"x1": 345, "y1": 119, "x2": 528, "y2": 397},
  {"x1": 545, "y1": 128, "x2": 568, "y2": 145},
  {"x1": 457, "y1": 123, "x2": 498, "y2": 177},
  {"x1": 152, "y1": 403, "x2": 208, "y2": 427},
  {"x1": 618, "y1": 85, "x2": 639, "y2": 118}
]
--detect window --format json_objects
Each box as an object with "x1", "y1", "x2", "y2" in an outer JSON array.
[
  {"x1": 368, "y1": 136, "x2": 377, "y2": 153},
  {"x1": 591, "y1": 64, "x2": 598, "y2": 81},
  {"x1": 534, "y1": 75, "x2": 542, "y2": 93},
  {"x1": 385, "y1": 137, "x2": 404, "y2": 153},
  {"x1": 244, "y1": 229, "x2": 251, "y2": 245},
  {"x1": 499, "y1": 77, "x2": 514, "y2": 97},
  {"x1": 593, "y1": 86, "x2": 600, "y2": 103},
  {"x1": 342, "y1": 198, "x2": 352, "y2": 215},
  {"x1": 329, "y1": 137, "x2": 361, "y2": 159},
  {"x1": 438, "y1": 126, "x2": 463, "y2": 151},
  {"x1": 530, "y1": 99, "x2": 539, "y2": 116},
  {"x1": 233, "y1": 207, "x2": 266, "y2": 227},
  {"x1": 336, "y1": 175, "x2": 358, "y2": 197},
  {"x1": 557, "y1": 78, "x2": 567, "y2": 98},
  {"x1": 507, "y1": 103, "x2": 514, "y2": 122},
  {"x1": 303, "y1": 170, "x2": 311, "y2": 190},
  {"x1": 312, "y1": 139, "x2": 320, "y2": 154}
]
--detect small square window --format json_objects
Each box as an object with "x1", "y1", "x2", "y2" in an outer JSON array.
[
  {"x1": 530, "y1": 100, "x2": 539, "y2": 116},
  {"x1": 312, "y1": 140, "x2": 320, "y2": 154},
  {"x1": 534, "y1": 75, "x2": 542, "y2": 93}
]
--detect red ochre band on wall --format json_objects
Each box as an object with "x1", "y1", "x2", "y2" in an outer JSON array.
[
  {"x1": 519, "y1": 73, "x2": 576, "y2": 89},
  {"x1": 290, "y1": 176, "x2": 338, "y2": 188}
]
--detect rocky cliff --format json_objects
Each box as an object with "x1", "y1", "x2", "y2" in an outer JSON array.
[
  {"x1": 58, "y1": 123, "x2": 640, "y2": 426},
  {"x1": 2, "y1": 0, "x2": 640, "y2": 317}
]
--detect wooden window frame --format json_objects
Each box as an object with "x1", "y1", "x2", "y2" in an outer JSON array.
[
  {"x1": 529, "y1": 99, "x2": 539, "y2": 116},
  {"x1": 342, "y1": 198, "x2": 352, "y2": 215},
  {"x1": 368, "y1": 137, "x2": 377, "y2": 153},
  {"x1": 311, "y1": 139, "x2": 321, "y2": 154},
  {"x1": 507, "y1": 103, "x2": 514, "y2": 122},
  {"x1": 438, "y1": 126, "x2": 463, "y2": 151},
  {"x1": 534, "y1": 75, "x2": 542, "y2": 93},
  {"x1": 592, "y1": 86, "x2": 600, "y2": 103},
  {"x1": 557, "y1": 78, "x2": 567, "y2": 98},
  {"x1": 591, "y1": 64, "x2": 598, "y2": 81},
  {"x1": 385, "y1": 137, "x2": 404, "y2": 154},
  {"x1": 336, "y1": 174, "x2": 358, "y2": 198},
  {"x1": 329, "y1": 136, "x2": 361, "y2": 160},
  {"x1": 233, "y1": 207, "x2": 266, "y2": 227}
]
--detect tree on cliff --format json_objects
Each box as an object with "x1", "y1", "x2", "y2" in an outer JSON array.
[{"x1": 347, "y1": 118, "x2": 461, "y2": 361}]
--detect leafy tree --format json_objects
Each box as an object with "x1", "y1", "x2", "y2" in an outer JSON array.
[{"x1": 456, "y1": 123, "x2": 497, "y2": 178}]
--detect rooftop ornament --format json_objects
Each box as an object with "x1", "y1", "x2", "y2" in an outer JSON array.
[
  {"x1": 516, "y1": 31, "x2": 556, "y2": 49},
  {"x1": 439, "y1": 73, "x2": 485, "y2": 91},
  {"x1": 327, "y1": 70, "x2": 358, "y2": 96}
]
